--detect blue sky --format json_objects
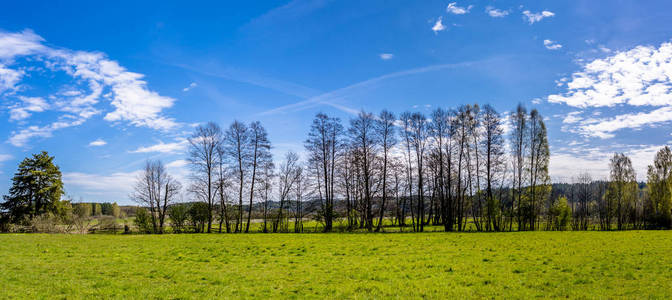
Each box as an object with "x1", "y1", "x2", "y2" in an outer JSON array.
[{"x1": 1, "y1": 0, "x2": 671, "y2": 203}]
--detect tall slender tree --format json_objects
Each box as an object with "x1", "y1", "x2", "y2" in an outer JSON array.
[
  {"x1": 275, "y1": 151, "x2": 299, "y2": 233},
  {"x1": 375, "y1": 110, "x2": 397, "y2": 231},
  {"x1": 481, "y1": 105, "x2": 505, "y2": 231},
  {"x1": 400, "y1": 112, "x2": 416, "y2": 231},
  {"x1": 188, "y1": 122, "x2": 222, "y2": 233},
  {"x1": 646, "y1": 146, "x2": 672, "y2": 228},
  {"x1": 527, "y1": 109, "x2": 550, "y2": 230},
  {"x1": 223, "y1": 121, "x2": 250, "y2": 233},
  {"x1": 607, "y1": 153, "x2": 637, "y2": 230},
  {"x1": 510, "y1": 104, "x2": 527, "y2": 231},
  {"x1": 430, "y1": 108, "x2": 451, "y2": 231},
  {"x1": 246, "y1": 121, "x2": 272, "y2": 233},
  {"x1": 348, "y1": 111, "x2": 379, "y2": 231},
  {"x1": 305, "y1": 113, "x2": 343, "y2": 232},
  {"x1": 409, "y1": 112, "x2": 428, "y2": 231}
]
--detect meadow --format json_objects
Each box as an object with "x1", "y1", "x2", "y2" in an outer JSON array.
[{"x1": 1, "y1": 231, "x2": 671, "y2": 298}]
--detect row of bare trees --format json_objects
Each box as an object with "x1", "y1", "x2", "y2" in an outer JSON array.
[
  {"x1": 131, "y1": 103, "x2": 672, "y2": 233},
  {"x1": 301, "y1": 104, "x2": 552, "y2": 232}
]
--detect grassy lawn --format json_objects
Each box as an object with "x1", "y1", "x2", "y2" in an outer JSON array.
[{"x1": 1, "y1": 231, "x2": 671, "y2": 298}]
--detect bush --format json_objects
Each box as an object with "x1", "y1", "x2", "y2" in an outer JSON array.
[
  {"x1": 96, "y1": 216, "x2": 119, "y2": 233},
  {"x1": 189, "y1": 202, "x2": 210, "y2": 233},
  {"x1": 168, "y1": 204, "x2": 190, "y2": 233},
  {"x1": 73, "y1": 203, "x2": 92, "y2": 218},
  {"x1": 134, "y1": 207, "x2": 154, "y2": 233},
  {"x1": 551, "y1": 196, "x2": 572, "y2": 231},
  {"x1": 30, "y1": 213, "x2": 65, "y2": 233}
]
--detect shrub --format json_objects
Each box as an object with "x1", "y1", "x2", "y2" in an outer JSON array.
[
  {"x1": 551, "y1": 196, "x2": 572, "y2": 231},
  {"x1": 168, "y1": 204, "x2": 190, "y2": 233},
  {"x1": 189, "y1": 202, "x2": 209, "y2": 233},
  {"x1": 30, "y1": 213, "x2": 65, "y2": 233},
  {"x1": 134, "y1": 207, "x2": 154, "y2": 234}
]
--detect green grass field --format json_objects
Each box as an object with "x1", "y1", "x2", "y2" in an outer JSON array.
[{"x1": 1, "y1": 231, "x2": 671, "y2": 298}]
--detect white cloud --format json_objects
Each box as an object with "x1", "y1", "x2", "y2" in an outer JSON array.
[
  {"x1": 0, "y1": 65, "x2": 24, "y2": 94},
  {"x1": 562, "y1": 111, "x2": 583, "y2": 124},
  {"x1": 446, "y1": 2, "x2": 473, "y2": 15},
  {"x1": 579, "y1": 107, "x2": 672, "y2": 139},
  {"x1": 432, "y1": 17, "x2": 447, "y2": 34},
  {"x1": 0, "y1": 154, "x2": 12, "y2": 162},
  {"x1": 9, "y1": 96, "x2": 49, "y2": 121},
  {"x1": 130, "y1": 139, "x2": 188, "y2": 153},
  {"x1": 0, "y1": 29, "x2": 45, "y2": 59},
  {"x1": 9, "y1": 117, "x2": 86, "y2": 147},
  {"x1": 543, "y1": 39, "x2": 562, "y2": 50},
  {"x1": 379, "y1": 53, "x2": 394, "y2": 60},
  {"x1": 522, "y1": 10, "x2": 555, "y2": 24},
  {"x1": 182, "y1": 82, "x2": 197, "y2": 92},
  {"x1": 166, "y1": 159, "x2": 188, "y2": 168},
  {"x1": 549, "y1": 41, "x2": 672, "y2": 139},
  {"x1": 485, "y1": 6, "x2": 509, "y2": 17},
  {"x1": 88, "y1": 138, "x2": 107, "y2": 147},
  {"x1": 63, "y1": 170, "x2": 140, "y2": 201},
  {"x1": 551, "y1": 144, "x2": 666, "y2": 182},
  {"x1": 0, "y1": 29, "x2": 178, "y2": 146}
]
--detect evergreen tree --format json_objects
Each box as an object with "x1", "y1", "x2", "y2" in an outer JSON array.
[{"x1": 1, "y1": 151, "x2": 65, "y2": 224}]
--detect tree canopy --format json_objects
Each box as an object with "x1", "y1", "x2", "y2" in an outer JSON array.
[{"x1": 1, "y1": 151, "x2": 65, "y2": 224}]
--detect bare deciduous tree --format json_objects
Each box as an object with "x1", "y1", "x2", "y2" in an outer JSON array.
[
  {"x1": 375, "y1": 110, "x2": 397, "y2": 232},
  {"x1": 223, "y1": 121, "x2": 250, "y2": 233},
  {"x1": 188, "y1": 122, "x2": 222, "y2": 233},
  {"x1": 305, "y1": 113, "x2": 343, "y2": 232},
  {"x1": 132, "y1": 160, "x2": 181, "y2": 234},
  {"x1": 246, "y1": 121, "x2": 272, "y2": 233},
  {"x1": 274, "y1": 151, "x2": 300, "y2": 233}
]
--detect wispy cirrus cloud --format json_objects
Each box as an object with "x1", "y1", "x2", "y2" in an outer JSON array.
[
  {"x1": 9, "y1": 117, "x2": 87, "y2": 147},
  {"x1": 259, "y1": 57, "x2": 500, "y2": 116},
  {"x1": 0, "y1": 65, "x2": 23, "y2": 93},
  {"x1": 130, "y1": 139, "x2": 188, "y2": 154},
  {"x1": 182, "y1": 82, "x2": 197, "y2": 92},
  {"x1": 0, "y1": 29, "x2": 178, "y2": 147},
  {"x1": 9, "y1": 96, "x2": 49, "y2": 121}
]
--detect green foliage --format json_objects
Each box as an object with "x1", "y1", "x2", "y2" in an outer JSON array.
[
  {"x1": 134, "y1": 207, "x2": 153, "y2": 234},
  {"x1": 92, "y1": 203, "x2": 102, "y2": 216},
  {"x1": 73, "y1": 203, "x2": 92, "y2": 218},
  {"x1": 0, "y1": 232, "x2": 671, "y2": 298},
  {"x1": 550, "y1": 196, "x2": 572, "y2": 231},
  {"x1": 1, "y1": 151, "x2": 65, "y2": 224},
  {"x1": 111, "y1": 203, "x2": 121, "y2": 218},
  {"x1": 100, "y1": 203, "x2": 112, "y2": 215},
  {"x1": 168, "y1": 204, "x2": 189, "y2": 233},
  {"x1": 646, "y1": 146, "x2": 672, "y2": 228},
  {"x1": 189, "y1": 202, "x2": 210, "y2": 233}
]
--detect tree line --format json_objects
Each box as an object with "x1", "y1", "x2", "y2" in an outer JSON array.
[
  {"x1": 2, "y1": 104, "x2": 672, "y2": 233},
  {"x1": 128, "y1": 103, "x2": 672, "y2": 233}
]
